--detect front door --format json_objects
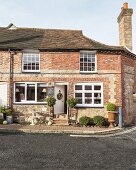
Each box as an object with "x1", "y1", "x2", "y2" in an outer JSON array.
[{"x1": 54, "y1": 85, "x2": 66, "y2": 114}]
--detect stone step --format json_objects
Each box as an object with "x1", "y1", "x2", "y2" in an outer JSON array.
[
  {"x1": 53, "y1": 119, "x2": 69, "y2": 125},
  {"x1": 54, "y1": 114, "x2": 68, "y2": 119}
]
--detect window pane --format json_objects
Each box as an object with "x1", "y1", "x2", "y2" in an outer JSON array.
[
  {"x1": 27, "y1": 84, "x2": 35, "y2": 101},
  {"x1": 84, "y1": 67, "x2": 87, "y2": 71},
  {"x1": 88, "y1": 67, "x2": 92, "y2": 71},
  {"x1": 85, "y1": 99, "x2": 92, "y2": 104},
  {"x1": 94, "y1": 93, "x2": 101, "y2": 104},
  {"x1": 92, "y1": 57, "x2": 95, "y2": 62},
  {"x1": 23, "y1": 65, "x2": 27, "y2": 70},
  {"x1": 80, "y1": 63, "x2": 83, "y2": 67},
  {"x1": 37, "y1": 84, "x2": 47, "y2": 102},
  {"x1": 75, "y1": 93, "x2": 82, "y2": 97},
  {"x1": 36, "y1": 56, "x2": 39, "y2": 61},
  {"x1": 94, "y1": 99, "x2": 101, "y2": 104},
  {"x1": 15, "y1": 83, "x2": 25, "y2": 102},
  {"x1": 80, "y1": 58, "x2": 83, "y2": 62},
  {"x1": 75, "y1": 93, "x2": 82, "y2": 104},
  {"x1": 88, "y1": 56, "x2": 92, "y2": 62},
  {"x1": 80, "y1": 67, "x2": 83, "y2": 71},
  {"x1": 84, "y1": 57, "x2": 87, "y2": 62},
  {"x1": 75, "y1": 85, "x2": 82, "y2": 90},
  {"x1": 85, "y1": 85, "x2": 92, "y2": 90},
  {"x1": 85, "y1": 93, "x2": 92, "y2": 97},
  {"x1": 28, "y1": 65, "x2": 31, "y2": 70},
  {"x1": 36, "y1": 65, "x2": 39, "y2": 70},
  {"x1": 32, "y1": 56, "x2": 35, "y2": 62},
  {"x1": 85, "y1": 93, "x2": 92, "y2": 104},
  {"x1": 94, "y1": 86, "x2": 101, "y2": 90},
  {"x1": 32, "y1": 65, "x2": 36, "y2": 70}
]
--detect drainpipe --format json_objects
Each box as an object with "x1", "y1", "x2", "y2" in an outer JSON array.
[
  {"x1": 8, "y1": 49, "x2": 14, "y2": 109},
  {"x1": 118, "y1": 106, "x2": 123, "y2": 128}
]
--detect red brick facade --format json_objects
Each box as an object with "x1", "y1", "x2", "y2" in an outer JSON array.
[{"x1": 1, "y1": 50, "x2": 135, "y2": 125}]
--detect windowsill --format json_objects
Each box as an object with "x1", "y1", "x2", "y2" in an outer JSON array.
[
  {"x1": 14, "y1": 102, "x2": 47, "y2": 105},
  {"x1": 75, "y1": 105, "x2": 104, "y2": 108},
  {"x1": 80, "y1": 71, "x2": 98, "y2": 74},
  {"x1": 22, "y1": 70, "x2": 41, "y2": 73}
]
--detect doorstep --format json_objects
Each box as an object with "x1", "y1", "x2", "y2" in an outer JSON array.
[{"x1": 0, "y1": 124, "x2": 122, "y2": 135}]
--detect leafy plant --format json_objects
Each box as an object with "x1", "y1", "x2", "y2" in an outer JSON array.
[
  {"x1": 107, "y1": 103, "x2": 116, "y2": 111},
  {"x1": 0, "y1": 106, "x2": 13, "y2": 116},
  {"x1": 79, "y1": 116, "x2": 91, "y2": 126},
  {"x1": 93, "y1": 116, "x2": 106, "y2": 127},
  {"x1": 46, "y1": 96, "x2": 56, "y2": 107},
  {"x1": 67, "y1": 97, "x2": 78, "y2": 108},
  {"x1": 0, "y1": 106, "x2": 5, "y2": 113},
  {"x1": 5, "y1": 109, "x2": 13, "y2": 116},
  {"x1": 0, "y1": 119, "x2": 3, "y2": 124}
]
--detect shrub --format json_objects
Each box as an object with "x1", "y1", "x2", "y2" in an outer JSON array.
[
  {"x1": 0, "y1": 119, "x2": 3, "y2": 124},
  {"x1": 79, "y1": 116, "x2": 91, "y2": 126},
  {"x1": 67, "y1": 97, "x2": 78, "y2": 108},
  {"x1": 93, "y1": 116, "x2": 106, "y2": 127},
  {"x1": 90, "y1": 118, "x2": 95, "y2": 126},
  {"x1": 46, "y1": 96, "x2": 56, "y2": 107},
  {"x1": 107, "y1": 103, "x2": 116, "y2": 111}
]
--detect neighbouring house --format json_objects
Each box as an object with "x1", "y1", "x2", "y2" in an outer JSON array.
[{"x1": 0, "y1": 3, "x2": 136, "y2": 125}]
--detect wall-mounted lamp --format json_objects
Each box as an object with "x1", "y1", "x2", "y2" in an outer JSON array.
[
  {"x1": 15, "y1": 88, "x2": 20, "y2": 92},
  {"x1": 42, "y1": 88, "x2": 47, "y2": 93}
]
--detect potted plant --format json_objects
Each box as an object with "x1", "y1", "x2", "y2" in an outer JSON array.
[
  {"x1": 5, "y1": 108, "x2": 13, "y2": 124},
  {"x1": 0, "y1": 106, "x2": 6, "y2": 120},
  {"x1": 67, "y1": 97, "x2": 78, "y2": 123},
  {"x1": 107, "y1": 102, "x2": 117, "y2": 127},
  {"x1": 45, "y1": 96, "x2": 56, "y2": 117}
]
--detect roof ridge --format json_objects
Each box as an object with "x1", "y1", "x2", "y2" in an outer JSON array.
[{"x1": 15, "y1": 27, "x2": 82, "y2": 33}]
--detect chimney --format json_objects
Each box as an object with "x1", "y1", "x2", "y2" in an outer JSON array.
[{"x1": 117, "y1": 2, "x2": 133, "y2": 51}]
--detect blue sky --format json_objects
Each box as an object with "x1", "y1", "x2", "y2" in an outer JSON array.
[{"x1": 0, "y1": 0, "x2": 136, "y2": 53}]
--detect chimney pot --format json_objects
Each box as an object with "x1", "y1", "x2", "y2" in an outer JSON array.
[{"x1": 123, "y1": 2, "x2": 128, "y2": 9}]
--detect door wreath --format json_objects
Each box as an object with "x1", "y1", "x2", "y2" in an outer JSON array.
[{"x1": 57, "y1": 90, "x2": 63, "y2": 100}]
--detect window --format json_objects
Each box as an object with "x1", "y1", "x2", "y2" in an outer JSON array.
[
  {"x1": 80, "y1": 51, "x2": 97, "y2": 72},
  {"x1": 75, "y1": 83, "x2": 103, "y2": 107},
  {"x1": 22, "y1": 51, "x2": 40, "y2": 72},
  {"x1": 14, "y1": 83, "x2": 48, "y2": 103}
]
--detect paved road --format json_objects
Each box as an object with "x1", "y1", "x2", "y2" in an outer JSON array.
[{"x1": 0, "y1": 130, "x2": 136, "y2": 170}]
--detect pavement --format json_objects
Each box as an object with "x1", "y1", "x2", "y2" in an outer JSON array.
[{"x1": 0, "y1": 123, "x2": 130, "y2": 135}]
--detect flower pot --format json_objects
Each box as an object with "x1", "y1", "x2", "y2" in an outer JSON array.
[
  {"x1": 108, "y1": 112, "x2": 116, "y2": 127},
  {"x1": 6, "y1": 116, "x2": 13, "y2": 124}
]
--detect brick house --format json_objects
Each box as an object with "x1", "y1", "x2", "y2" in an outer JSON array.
[{"x1": 0, "y1": 3, "x2": 136, "y2": 125}]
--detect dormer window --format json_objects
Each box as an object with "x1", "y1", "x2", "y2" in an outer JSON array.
[
  {"x1": 22, "y1": 50, "x2": 40, "y2": 72},
  {"x1": 80, "y1": 51, "x2": 97, "y2": 73}
]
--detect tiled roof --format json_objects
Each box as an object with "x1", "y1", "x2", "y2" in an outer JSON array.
[
  {"x1": 0, "y1": 25, "x2": 135, "y2": 59},
  {"x1": 0, "y1": 26, "x2": 123, "y2": 50}
]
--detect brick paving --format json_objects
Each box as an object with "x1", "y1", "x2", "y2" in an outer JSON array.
[{"x1": 0, "y1": 124, "x2": 121, "y2": 134}]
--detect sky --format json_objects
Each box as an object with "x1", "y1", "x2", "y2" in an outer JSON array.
[{"x1": 0, "y1": 0, "x2": 136, "y2": 53}]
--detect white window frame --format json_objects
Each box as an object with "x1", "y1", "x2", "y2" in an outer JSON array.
[
  {"x1": 22, "y1": 50, "x2": 40, "y2": 72},
  {"x1": 74, "y1": 82, "x2": 103, "y2": 107},
  {"x1": 80, "y1": 51, "x2": 97, "y2": 73},
  {"x1": 14, "y1": 82, "x2": 48, "y2": 104}
]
